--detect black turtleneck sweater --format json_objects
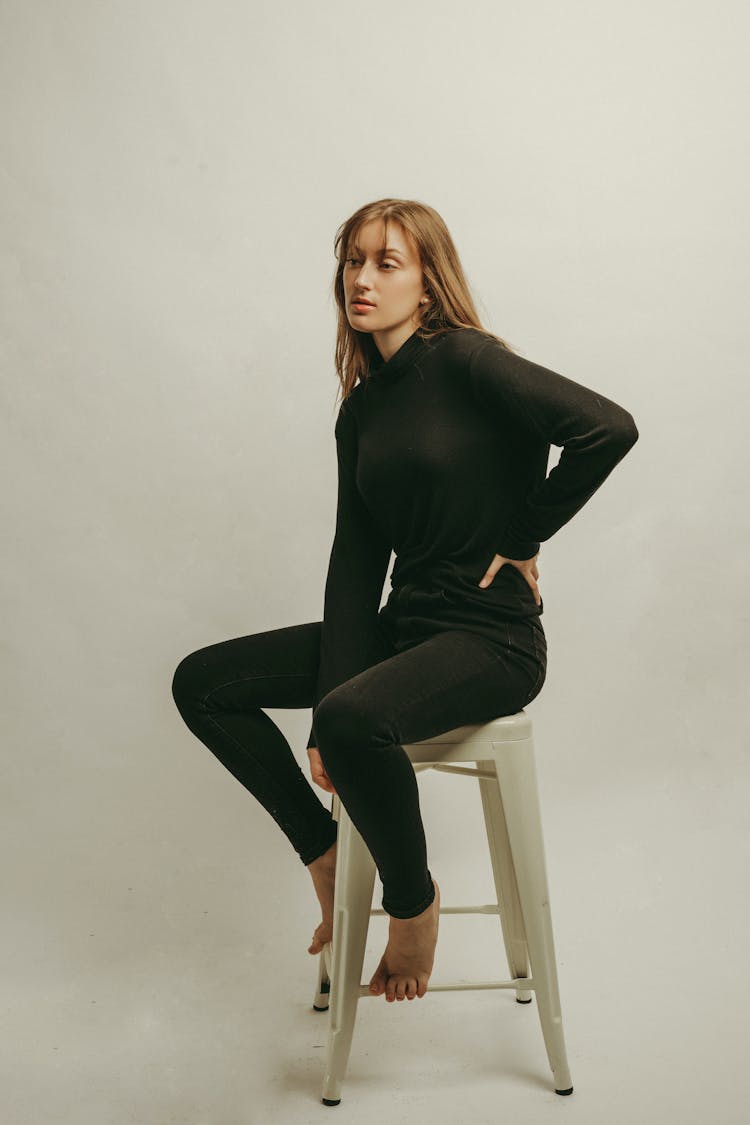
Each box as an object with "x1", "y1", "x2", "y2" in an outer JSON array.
[{"x1": 307, "y1": 326, "x2": 638, "y2": 748}]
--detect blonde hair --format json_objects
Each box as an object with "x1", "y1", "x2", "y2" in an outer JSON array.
[{"x1": 329, "y1": 198, "x2": 519, "y2": 403}]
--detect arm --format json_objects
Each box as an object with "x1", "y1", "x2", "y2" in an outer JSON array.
[
  {"x1": 469, "y1": 335, "x2": 639, "y2": 560},
  {"x1": 306, "y1": 398, "x2": 392, "y2": 749}
]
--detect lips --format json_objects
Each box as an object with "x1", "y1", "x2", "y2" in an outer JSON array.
[{"x1": 352, "y1": 298, "x2": 375, "y2": 307}]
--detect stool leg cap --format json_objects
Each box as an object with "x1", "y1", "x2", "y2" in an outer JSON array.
[
  {"x1": 322, "y1": 1097, "x2": 341, "y2": 1106},
  {"x1": 515, "y1": 997, "x2": 532, "y2": 1004},
  {"x1": 312, "y1": 1003, "x2": 329, "y2": 1011},
  {"x1": 555, "y1": 1086, "x2": 574, "y2": 1096}
]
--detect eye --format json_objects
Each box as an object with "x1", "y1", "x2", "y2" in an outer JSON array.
[{"x1": 344, "y1": 257, "x2": 397, "y2": 269}]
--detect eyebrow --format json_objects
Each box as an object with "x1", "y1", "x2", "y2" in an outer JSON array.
[{"x1": 351, "y1": 245, "x2": 406, "y2": 259}]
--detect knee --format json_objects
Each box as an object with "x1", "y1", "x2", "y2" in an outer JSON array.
[
  {"x1": 170, "y1": 649, "x2": 206, "y2": 711},
  {"x1": 313, "y1": 688, "x2": 384, "y2": 764},
  {"x1": 313, "y1": 692, "x2": 357, "y2": 755}
]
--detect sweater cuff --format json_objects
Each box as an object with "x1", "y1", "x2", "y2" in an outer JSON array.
[
  {"x1": 306, "y1": 724, "x2": 317, "y2": 750},
  {"x1": 494, "y1": 533, "x2": 540, "y2": 562}
]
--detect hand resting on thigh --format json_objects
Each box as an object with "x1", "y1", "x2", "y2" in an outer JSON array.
[{"x1": 307, "y1": 746, "x2": 337, "y2": 796}]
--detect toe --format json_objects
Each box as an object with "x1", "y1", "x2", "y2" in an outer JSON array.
[{"x1": 368, "y1": 958, "x2": 387, "y2": 996}]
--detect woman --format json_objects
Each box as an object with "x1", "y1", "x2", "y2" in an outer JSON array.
[{"x1": 171, "y1": 198, "x2": 639, "y2": 1006}]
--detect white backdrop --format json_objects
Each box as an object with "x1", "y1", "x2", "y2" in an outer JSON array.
[{"x1": 2, "y1": 2, "x2": 748, "y2": 1122}]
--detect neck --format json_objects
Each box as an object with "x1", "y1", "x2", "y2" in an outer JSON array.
[{"x1": 371, "y1": 321, "x2": 421, "y2": 365}]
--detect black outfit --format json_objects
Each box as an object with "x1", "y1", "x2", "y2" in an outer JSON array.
[{"x1": 171, "y1": 326, "x2": 638, "y2": 918}]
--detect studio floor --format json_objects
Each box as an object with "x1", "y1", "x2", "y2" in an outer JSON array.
[{"x1": 3, "y1": 721, "x2": 747, "y2": 1125}]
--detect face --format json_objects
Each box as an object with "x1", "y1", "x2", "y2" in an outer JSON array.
[{"x1": 342, "y1": 219, "x2": 429, "y2": 344}]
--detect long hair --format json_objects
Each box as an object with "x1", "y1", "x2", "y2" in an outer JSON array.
[{"x1": 329, "y1": 198, "x2": 519, "y2": 403}]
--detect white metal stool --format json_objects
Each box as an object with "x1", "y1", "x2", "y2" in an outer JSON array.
[{"x1": 311, "y1": 711, "x2": 574, "y2": 1105}]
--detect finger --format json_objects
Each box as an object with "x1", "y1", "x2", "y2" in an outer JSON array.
[
  {"x1": 478, "y1": 564, "x2": 500, "y2": 588},
  {"x1": 316, "y1": 765, "x2": 335, "y2": 793}
]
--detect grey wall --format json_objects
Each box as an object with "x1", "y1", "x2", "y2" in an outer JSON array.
[{"x1": 2, "y1": 2, "x2": 747, "y2": 1121}]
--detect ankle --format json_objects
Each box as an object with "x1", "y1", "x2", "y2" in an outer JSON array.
[{"x1": 387, "y1": 880, "x2": 438, "y2": 924}]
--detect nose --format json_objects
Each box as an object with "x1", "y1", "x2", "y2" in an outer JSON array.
[{"x1": 352, "y1": 263, "x2": 375, "y2": 290}]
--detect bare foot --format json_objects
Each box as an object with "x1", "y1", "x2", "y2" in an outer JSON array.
[
  {"x1": 307, "y1": 840, "x2": 337, "y2": 955},
  {"x1": 368, "y1": 878, "x2": 440, "y2": 1002}
]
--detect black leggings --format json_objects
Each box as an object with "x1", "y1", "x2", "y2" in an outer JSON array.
[{"x1": 170, "y1": 616, "x2": 547, "y2": 919}]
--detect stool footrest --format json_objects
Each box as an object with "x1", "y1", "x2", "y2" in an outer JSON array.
[{"x1": 357, "y1": 977, "x2": 534, "y2": 996}]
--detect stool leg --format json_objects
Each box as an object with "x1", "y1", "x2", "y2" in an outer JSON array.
[
  {"x1": 477, "y1": 760, "x2": 532, "y2": 1003},
  {"x1": 492, "y1": 739, "x2": 574, "y2": 1096},
  {"x1": 321, "y1": 804, "x2": 376, "y2": 1107}
]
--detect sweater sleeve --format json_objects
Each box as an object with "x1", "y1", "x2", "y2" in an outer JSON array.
[
  {"x1": 469, "y1": 335, "x2": 639, "y2": 561},
  {"x1": 306, "y1": 398, "x2": 392, "y2": 749}
]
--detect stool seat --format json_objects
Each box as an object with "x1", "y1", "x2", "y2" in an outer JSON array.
[{"x1": 311, "y1": 712, "x2": 574, "y2": 1105}]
